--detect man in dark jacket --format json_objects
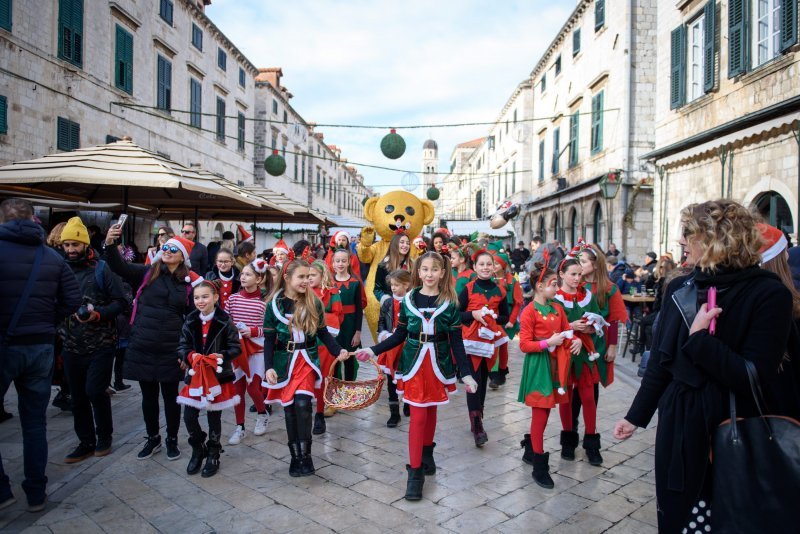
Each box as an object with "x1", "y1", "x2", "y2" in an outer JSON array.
[
  {"x1": 510, "y1": 241, "x2": 530, "y2": 273},
  {"x1": 181, "y1": 223, "x2": 208, "y2": 275},
  {"x1": 0, "y1": 199, "x2": 81, "y2": 512},
  {"x1": 58, "y1": 217, "x2": 127, "y2": 464}
]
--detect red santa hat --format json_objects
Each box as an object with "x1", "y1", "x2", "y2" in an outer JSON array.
[
  {"x1": 152, "y1": 236, "x2": 195, "y2": 267},
  {"x1": 272, "y1": 238, "x2": 290, "y2": 255},
  {"x1": 329, "y1": 231, "x2": 351, "y2": 248},
  {"x1": 412, "y1": 236, "x2": 427, "y2": 252},
  {"x1": 758, "y1": 223, "x2": 788, "y2": 263},
  {"x1": 237, "y1": 224, "x2": 253, "y2": 242}
]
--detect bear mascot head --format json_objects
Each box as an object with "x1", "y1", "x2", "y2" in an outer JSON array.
[{"x1": 355, "y1": 191, "x2": 435, "y2": 340}]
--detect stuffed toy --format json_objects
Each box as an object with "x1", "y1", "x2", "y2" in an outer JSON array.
[{"x1": 357, "y1": 191, "x2": 435, "y2": 338}]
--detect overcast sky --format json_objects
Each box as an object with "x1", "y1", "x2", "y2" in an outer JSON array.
[{"x1": 206, "y1": 0, "x2": 575, "y2": 194}]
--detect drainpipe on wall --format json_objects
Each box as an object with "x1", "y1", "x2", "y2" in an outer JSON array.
[
  {"x1": 793, "y1": 125, "x2": 800, "y2": 242},
  {"x1": 620, "y1": 0, "x2": 634, "y2": 255}
]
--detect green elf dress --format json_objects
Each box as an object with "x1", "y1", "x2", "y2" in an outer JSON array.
[
  {"x1": 334, "y1": 274, "x2": 365, "y2": 377},
  {"x1": 554, "y1": 287, "x2": 604, "y2": 385}
]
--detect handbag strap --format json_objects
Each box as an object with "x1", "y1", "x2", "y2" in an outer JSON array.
[
  {"x1": 5, "y1": 245, "x2": 45, "y2": 339},
  {"x1": 729, "y1": 359, "x2": 773, "y2": 440}
]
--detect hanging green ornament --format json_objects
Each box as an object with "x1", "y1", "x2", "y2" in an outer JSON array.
[
  {"x1": 380, "y1": 128, "x2": 406, "y2": 159},
  {"x1": 426, "y1": 186, "x2": 440, "y2": 201},
  {"x1": 264, "y1": 149, "x2": 287, "y2": 177},
  {"x1": 273, "y1": 232, "x2": 282, "y2": 239}
]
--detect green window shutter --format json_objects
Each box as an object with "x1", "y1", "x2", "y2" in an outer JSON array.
[
  {"x1": 551, "y1": 127, "x2": 560, "y2": 174},
  {"x1": 157, "y1": 55, "x2": 171, "y2": 110},
  {"x1": 216, "y1": 97, "x2": 225, "y2": 141},
  {"x1": 595, "y1": 0, "x2": 605, "y2": 31},
  {"x1": 57, "y1": 117, "x2": 79, "y2": 151},
  {"x1": 190, "y1": 78, "x2": 201, "y2": 128},
  {"x1": 237, "y1": 112, "x2": 245, "y2": 150},
  {"x1": 69, "y1": 121, "x2": 80, "y2": 149},
  {"x1": 591, "y1": 91, "x2": 604, "y2": 154},
  {"x1": 703, "y1": 2, "x2": 716, "y2": 92},
  {"x1": 538, "y1": 140, "x2": 545, "y2": 182},
  {"x1": 0, "y1": 95, "x2": 7, "y2": 134},
  {"x1": 728, "y1": 0, "x2": 748, "y2": 77},
  {"x1": 781, "y1": 0, "x2": 798, "y2": 52},
  {"x1": 115, "y1": 25, "x2": 133, "y2": 94},
  {"x1": 0, "y1": 0, "x2": 11, "y2": 31},
  {"x1": 569, "y1": 112, "x2": 579, "y2": 167},
  {"x1": 670, "y1": 25, "x2": 687, "y2": 109}
]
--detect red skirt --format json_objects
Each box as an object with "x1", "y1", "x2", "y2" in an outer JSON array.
[
  {"x1": 471, "y1": 350, "x2": 498, "y2": 373},
  {"x1": 265, "y1": 354, "x2": 321, "y2": 406},
  {"x1": 396, "y1": 347, "x2": 457, "y2": 407},
  {"x1": 377, "y1": 343, "x2": 404, "y2": 379},
  {"x1": 177, "y1": 381, "x2": 240, "y2": 411},
  {"x1": 318, "y1": 345, "x2": 337, "y2": 380}
]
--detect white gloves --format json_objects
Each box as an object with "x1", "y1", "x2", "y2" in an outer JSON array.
[{"x1": 462, "y1": 375, "x2": 478, "y2": 393}]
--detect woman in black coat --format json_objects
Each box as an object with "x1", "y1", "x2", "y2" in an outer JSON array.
[
  {"x1": 613, "y1": 200, "x2": 793, "y2": 533},
  {"x1": 104, "y1": 226, "x2": 197, "y2": 461}
]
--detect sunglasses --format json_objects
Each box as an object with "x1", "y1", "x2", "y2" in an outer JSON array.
[
  {"x1": 157, "y1": 233, "x2": 167, "y2": 237},
  {"x1": 181, "y1": 230, "x2": 194, "y2": 234},
  {"x1": 161, "y1": 244, "x2": 180, "y2": 254}
]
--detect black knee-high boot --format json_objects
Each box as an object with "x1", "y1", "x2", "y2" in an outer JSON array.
[
  {"x1": 294, "y1": 395, "x2": 315, "y2": 476},
  {"x1": 284, "y1": 403, "x2": 302, "y2": 477}
]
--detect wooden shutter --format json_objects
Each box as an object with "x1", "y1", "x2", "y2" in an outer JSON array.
[
  {"x1": 538, "y1": 140, "x2": 545, "y2": 182},
  {"x1": 552, "y1": 127, "x2": 560, "y2": 174},
  {"x1": 237, "y1": 112, "x2": 245, "y2": 150},
  {"x1": 782, "y1": 0, "x2": 798, "y2": 52},
  {"x1": 0, "y1": 0, "x2": 11, "y2": 31},
  {"x1": 670, "y1": 25, "x2": 686, "y2": 109},
  {"x1": 0, "y1": 95, "x2": 7, "y2": 134},
  {"x1": 57, "y1": 117, "x2": 69, "y2": 150},
  {"x1": 703, "y1": 1, "x2": 716, "y2": 92},
  {"x1": 72, "y1": 0, "x2": 83, "y2": 66},
  {"x1": 569, "y1": 112, "x2": 579, "y2": 167},
  {"x1": 728, "y1": 0, "x2": 747, "y2": 77},
  {"x1": 115, "y1": 26, "x2": 133, "y2": 93},
  {"x1": 69, "y1": 120, "x2": 80, "y2": 150},
  {"x1": 591, "y1": 92, "x2": 604, "y2": 154},
  {"x1": 157, "y1": 56, "x2": 165, "y2": 109},
  {"x1": 190, "y1": 79, "x2": 201, "y2": 128}
]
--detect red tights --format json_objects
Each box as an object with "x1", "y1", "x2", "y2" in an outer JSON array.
[
  {"x1": 408, "y1": 405, "x2": 437, "y2": 468},
  {"x1": 234, "y1": 379, "x2": 266, "y2": 425},
  {"x1": 558, "y1": 369, "x2": 596, "y2": 434},
  {"x1": 529, "y1": 407, "x2": 551, "y2": 454},
  {"x1": 498, "y1": 343, "x2": 509, "y2": 369},
  {"x1": 315, "y1": 386, "x2": 325, "y2": 413}
]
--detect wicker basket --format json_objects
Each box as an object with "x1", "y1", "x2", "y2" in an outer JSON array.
[{"x1": 323, "y1": 357, "x2": 385, "y2": 411}]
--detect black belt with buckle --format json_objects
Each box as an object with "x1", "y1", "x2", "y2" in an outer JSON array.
[
  {"x1": 281, "y1": 340, "x2": 308, "y2": 352},
  {"x1": 416, "y1": 332, "x2": 447, "y2": 343}
]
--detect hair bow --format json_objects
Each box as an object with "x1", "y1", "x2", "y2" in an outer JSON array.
[
  {"x1": 251, "y1": 259, "x2": 268, "y2": 274},
  {"x1": 538, "y1": 248, "x2": 551, "y2": 285}
]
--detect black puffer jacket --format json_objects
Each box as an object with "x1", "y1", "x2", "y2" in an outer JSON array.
[
  {"x1": 0, "y1": 219, "x2": 81, "y2": 344},
  {"x1": 178, "y1": 307, "x2": 241, "y2": 384},
  {"x1": 105, "y1": 244, "x2": 193, "y2": 383}
]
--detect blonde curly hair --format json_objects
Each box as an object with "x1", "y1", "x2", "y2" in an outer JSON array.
[{"x1": 680, "y1": 199, "x2": 763, "y2": 271}]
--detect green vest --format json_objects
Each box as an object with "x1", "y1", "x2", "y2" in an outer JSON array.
[{"x1": 263, "y1": 291, "x2": 324, "y2": 386}]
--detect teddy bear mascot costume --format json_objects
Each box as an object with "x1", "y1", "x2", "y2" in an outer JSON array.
[{"x1": 357, "y1": 191, "x2": 435, "y2": 340}]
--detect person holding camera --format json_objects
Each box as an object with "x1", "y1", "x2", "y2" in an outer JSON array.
[{"x1": 58, "y1": 217, "x2": 128, "y2": 464}]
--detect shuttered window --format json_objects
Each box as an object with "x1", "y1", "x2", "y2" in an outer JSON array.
[
  {"x1": 551, "y1": 127, "x2": 560, "y2": 175},
  {"x1": 0, "y1": 0, "x2": 11, "y2": 31},
  {"x1": 114, "y1": 25, "x2": 133, "y2": 94},
  {"x1": 728, "y1": 0, "x2": 748, "y2": 76},
  {"x1": 703, "y1": 1, "x2": 717, "y2": 92},
  {"x1": 159, "y1": 0, "x2": 173, "y2": 25},
  {"x1": 57, "y1": 117, "x2": 80, "y2": 151},
  {"x1": 156, "y1": 55, "x2": 171, "y2": 111},
  {"x1": 782, "y1": 0, "x2": 798, "y2": 52},
  {"x1": 217, "y1": 48, "x2": 227, "y2": 71},
  {"x1": 58, "y1": 0, "x2": 83, "y2": 67},
  {"x1": 590, "y1": 91, "x2": 604, "y2": 155},
  {"x1": 0, "y1": 95, "x2": 7, "y2": 135},
  {"x1": 538, "y1": 139, "x2": 545, "y2": 183},
  {"x1": 573, "y1": 28, "x2": 581, "y2": 56},
  {"x1": 239, "y1": 67, "x2": 246, "y2": 88},
  {"x1": 568, "y1": 111, "x2": 579, "y2": 168},
  {"x1": 670, "y1": 26, "x2": 687, "y2": 108},
  {"x1": 190, "y1": 78, "x2": 202, "y2": 128},
  {"x1": 237, "y1": 112, "x2": 245, "y2": 151},
  {"x1": 595, "y1": 0, "x2": 605, "y2": 31},
  {"x1": 216, "y1": 97, "x2": 226, "y2": 142},
  {"x1": 191, "y1": 23, "x2": 203, "y2": 51}
]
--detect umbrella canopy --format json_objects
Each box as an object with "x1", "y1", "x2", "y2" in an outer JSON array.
[
  {"x1": 243, "y1": 186, "x2": 332, "y2": 224},
  {"x1": 0, "y1": 139, "x2": 264, "y2": 212}
]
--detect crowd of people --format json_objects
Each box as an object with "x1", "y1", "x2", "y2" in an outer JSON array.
[{"x1": 1, "y1": 196, "x2": 798, "y2": 531}]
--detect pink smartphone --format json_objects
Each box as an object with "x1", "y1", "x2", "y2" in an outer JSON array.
[{"x1": 708, "y1": 286, "x2": 717, "y2": 335}]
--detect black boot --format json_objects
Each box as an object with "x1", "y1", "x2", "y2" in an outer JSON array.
[
  {"x1": 387, "y1": 402, "x2": 401, "y2": 428},
  {"x1": 498, "y1": 367, "x2": 508, "y2": 385},
  {"x1": 298, "y1": 440, "x2": 315, "y2": 476},
  {"x1": 532, "y1": 452, "x2": 554, "y2": 489},
  {"x1": 520, "y1": 433, "x2": 534, "y2": 465},
  {"x1": 470, "y1": 410, "x2": 488, "y2": 447},
  {"x1": 403, "y1": 403, "x2": 410, "y2": 417},
  {"x1": 201, "y1": 441, "x2": 221, "y2": 478},
  {"x1": 288, "y1": 442, "x2": 302, "y2": 477},
  {"x1": 583, "y1": 433, "x2": 603, "y2": 466},
  {"x1": 186, "y1": 432, "x2": 207, "y2": 475},
  {"x1": 312, "y1": 413, "x2": 326, "y2": 435},
  {"x1": 421, "y1": 442, "x2": 436, "y2": 475},
  {"x1": 560, "y1": 430, "x2": 579, "y2": 461},
  {"x1": 488, "y1": 371, "x2": 501, "y2": 390},
  {"x1": 404, "y1": 465, "x2": 425, "y2": 501}
]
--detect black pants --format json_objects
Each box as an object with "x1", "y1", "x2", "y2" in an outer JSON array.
[
  {"x1": 342, "y1": 357, "x2": 357, "y2": 381},
  {"x1": 284, "y1": 394, "x2": 312, "y2": 442},
  {"x1": 466, "y1": 359, "x2": 488, "y2": 412},
  {"x1": 571, "y1": 383, "x2": 600, "y2": 432},
  {"x1": 113, "y1": 347, "x2": 126, "y2": 385},
  {"x1": 183, "y1": 406, "x2": 221, "y2": 443},
  {"x1": 387, "y1": 380, "x2": 398, "y2": 403},
  {"x1": 139, "y1": 380, "x2": 180, "y2": 439},
  {"x1": 62, "y1": 348, "x2": 115, "y2": 445}
]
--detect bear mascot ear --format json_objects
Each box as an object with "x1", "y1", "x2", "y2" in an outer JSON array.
[
  {"x1": 421, "y1": 199, "x2": 435, "y2": 225},
  {"x1": 364, "y1": 197, "x2": 379, "y2": 224}
]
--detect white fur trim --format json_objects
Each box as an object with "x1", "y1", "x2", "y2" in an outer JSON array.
[
  {"x1": 262, "y1": 349, "x2": 323, "y2": 391},
  {"x1": 462, "y1": 339, "x2": 495, "y2": 357},
  {"x1": 494, "y1": 335, "x2": 510, "y2": 347},
  {"x1": 264, "y1": 390, "x2": 314, "y2": 406},
  {"x1": 271, "y1": 290, "x2": 290, "y2": 325},
  {"x1": 402, "y1": 398, "x2": 451, "y2": 407},
  {"x1": 761, "y1": 234, "x2": 788, "y2": 263},
  {"x1": 165, "y1": 238, "x2": 191, "y2": 268},
  {"x1": 327, "y1": 326, "x2": 340, "y2": 336}
]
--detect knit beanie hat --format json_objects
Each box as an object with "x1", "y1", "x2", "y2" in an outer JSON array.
[{"x1": 60, "y1": 217, "x2": 90, "y2": 245}]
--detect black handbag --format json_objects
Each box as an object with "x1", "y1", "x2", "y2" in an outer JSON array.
[{"x1": 711, "y1": 360, "x2": 800, "y2": 533}]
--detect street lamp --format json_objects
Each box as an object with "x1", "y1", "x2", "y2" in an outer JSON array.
[{"x1": 599, "y1": 170, "x2": 622, "y2": 248}]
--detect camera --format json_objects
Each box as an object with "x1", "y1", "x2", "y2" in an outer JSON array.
[{"x1": 76, "y1": 303, "x2": 94, "y2": 321}]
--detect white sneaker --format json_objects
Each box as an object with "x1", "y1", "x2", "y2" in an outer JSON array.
[
  {"x1": 228, "y1": 425, "x2": 246, "y2": 445},
  {"x1": 253, "y1": 413, "x2": 269, "y2": 436}
]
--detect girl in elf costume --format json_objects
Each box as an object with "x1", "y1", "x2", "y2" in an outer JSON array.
[
  {"x1": 262, "y1": 259, "x2": 348, "y2": 477},
  {"x1": 376, "y1": 269, "x2": 412, "y2": 428},
  {"x1": 224, "y1": 261, "x2": 270, "y2": 446},
  {"x1": 518, "y1": 262, "x2": 582, "y2": 488},
  {"x1": 177, "y1": 280, "x2": 241, "y2": 478},
  {"x1": 374, "y1": 231, "x2": 411, "y2": 305},
  {"x1": 325, "y1": 231, "x2": 361, "y2": 278},
  {"x1": 308, "y1": 260, "x2": 343, "y2": 435},
  {"x1": 554, "y1": 255, "x2": 607, "y2": 465},
  {"x1": 356, "y1": 252, "x2": 478, "y2": 501},
  {"x1": 458, "y1": 249, "x2": 509, "y2": 447},
  {"x1": 448, "y1": 242, "x2": 476, "y2": 295},
  {"x1": 204, "y1": 248, "x2": 240, "y2": 310},
  {"x1": 488, "y1": 244, "x2": 523, "y2": 389},
  {"x1": 331, "y1": 248, "x2": 367, "y2": 386},
  {"x1": 571, "y1": 243, "x2": 627, "y2": 464}
]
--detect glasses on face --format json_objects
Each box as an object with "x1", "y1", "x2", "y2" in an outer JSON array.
[
  {"x1": 161, "y1": 245, "x2": 180, "y2": 254},
  {"x1": 158, "y1": 233, "x2": 167, "y2": 237},
  {"x1": 181, "y1": 230, "x2": 194, "y2": 235},
  {"x1": 217, "y1": 260, "x2": 232, "y2": 265}
]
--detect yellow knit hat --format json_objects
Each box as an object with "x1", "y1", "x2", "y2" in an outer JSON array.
[{"x1": 60, "y1": 216, "x2": 90, "y2": 245}]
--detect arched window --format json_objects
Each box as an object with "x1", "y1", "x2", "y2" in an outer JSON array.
[
  {"x1": 552, "y1": 212, "x2": 560, "y2": 244},
  {"x1": 569, "y1": 208, "x2": 578, "y2": 248},
  {"x1": 538, "y1": 215, "x2": 546, "y2": 241},
  {"x1": 755, "y1": 191, "x2": 794, "y2": 236},
  {"x1": 592, "y1": 202, "x2": 603, "y2": 245}
]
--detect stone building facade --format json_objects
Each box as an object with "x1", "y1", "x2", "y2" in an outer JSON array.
[
  {"x1": 646, "y1": 0, "x2": 799, "y2": 258},
  {"x1": 0, "y1": 0, "x2": 367, "y2": 246}
]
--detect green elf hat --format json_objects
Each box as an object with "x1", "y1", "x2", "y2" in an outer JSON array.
[{"x1": 487, "y1": 240, "x2": 510, "y2": 269}]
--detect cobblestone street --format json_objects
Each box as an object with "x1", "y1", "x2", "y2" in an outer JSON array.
[{"x1": 1, "y1": 329, "x2": 658, "y2": 534}]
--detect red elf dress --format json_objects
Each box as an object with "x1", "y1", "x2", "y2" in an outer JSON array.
[
  {"x1": 461, "y1": 278, "x2": 508, "y2": 371},
  {"x1": 376, "y1": 295, "x2": 404, "y2": 379},
  {"x1": 517, "y1": 300, "x2": 572, "y2": 407},
  {"x1": 313, "y1": 286, "x2": 344, "y2": 379}
]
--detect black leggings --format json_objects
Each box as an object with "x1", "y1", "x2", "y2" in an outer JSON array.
[
  {"x1": 342, "y1": 357, "x2": 357, "y2": 381},
  {"x1": 466, "y1": 359, "x2": 489, "y2": 413},
  {"x1": 139, "y1": 380, "x2": 181, "y2": 439},
  {"x1": 387, "y1": 380, "x2": 398, "y2": 403},
  {"x1": 183, "y1": 407, "x2": 221, "y2": 443}
]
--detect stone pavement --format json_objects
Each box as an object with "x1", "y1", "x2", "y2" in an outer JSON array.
[{"x1": 1, "y1": 329, "x2": 658, "y2": 534}]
